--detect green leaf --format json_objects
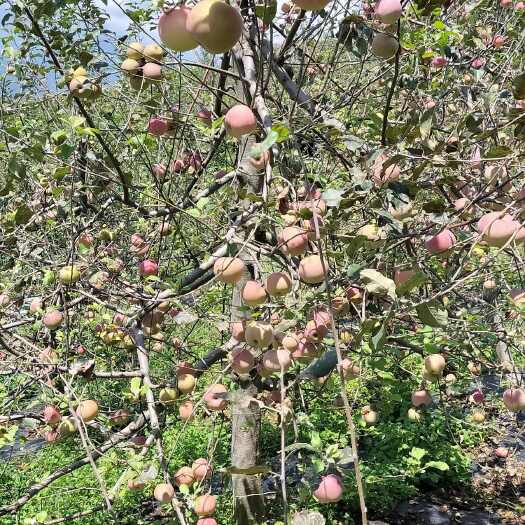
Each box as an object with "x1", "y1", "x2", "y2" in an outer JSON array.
[
  {"x1": 271, "y1": 123, "x2": 289, "y2": 143},
  {"x1": 56, "y1": 143, "x2": 75, "y2": 160},
  {"x1": 416, "y1": 300, "x2": 448, "y2": 327},
  {"x1": 51, "y1": 129, "x2": 68, "y2": 144},
  {"x1": 310, "y1": 431, "x2": 322, "y2": 450},
  {"x1": 321, "y1": 188, "x2": 345, "y2": 207},
  {"x1": 255, "y1": 0, "x2": 277, "y2": 24},
  {"x1": 212, "y1": 115, "x2": 225, "y2": 131},
  {"x1": 410, "y1": 447, "x2": 427, "y2": 461},
  {"x1": 284, "y1": 442, "x2": 317, "y2": 454},
  {"x1": 178, "y1": 482, "x2": 190, "y2": 494},
  {"x1": 371, "y1": 322, "x2": 386, "y2": 351},
  {"x1": 396, "y1": 271, "x2": 428, "y2": 295},
  {"x1": 344, "y1": 135, "x2": 366, "y2": 152},
  {"x1": 15, "y1": 204, "x2": 33, "y2": 225},
  {"x1": 250, "y1": 130, "x2": 278, "y2": 158},
  {"x1": 346, "y1": 263, "x2": 363, "y2": 277},
  {"x1": 360, "y1": 269, "x2": 397, "y2": 300},
  {"x1": 301, "y1": 350, "x2": 337, "y2": 379},
  {"x1": 425, "y1": 460, "x2": 449, "y2": 471},
  {"x1": 42, "y1": 270, "x2": 55, "y2": 286},
  {"x1": 484, "y1": 146, "x2": 512, "y2": 159},
  {"x1": 68, "y1": 115, "x2": 86, "y2": 128},
  {"x1": 130, "y1": 377, "x2": 142, "y2": 395}
]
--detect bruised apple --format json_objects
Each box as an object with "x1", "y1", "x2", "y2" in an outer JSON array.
[
  {"x1": 192, "y1": 458, "x2": 212, "y2": 481},
  {"x1": 154, "y1": 483, "x2": 175, "y2": 503},
  {"x1": 203, "y1": 384, "x2": 228, "y2": 411},
  {"x1": 174, "y1": 466, "x2": 194, "y2": 487},
  {"x1": 177, "y1": 373, "x2": 196, "y2": 394},
  {"x1": 194, "y1": 494, "x2": 216, "y2": 516},
  {"x1": 245, "y1": 321, "x2": 274, "y2": 348}
]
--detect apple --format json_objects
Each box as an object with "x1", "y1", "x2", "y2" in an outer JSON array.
[
  {"x1": 242, "y1": 280, "x2": 267, "y2": 306},
  {"x1": 374, "y1": 0, "x2": 402, "y2": 24},
  {"x1": 503, "y1": 388, "x2": 525, "y2": 412},
  {"x1": 179, "y1": 400, "x2": 194, "y2": 421},
  {"x1": 224, "y1": 104, "x2": 257, "y2": 137},
  {"x1": 159, "y1": 388, "x2": 178, "y2": 405},
  {"x1": 298, "y1": 255, "x2": 327, "y2": 284},
  {"x1": 213, "y1": 257, "x2": 245, "y2": 283},
  {"x1": 203, "y1": 384, "x2": 228, "y2": 411},
  {"x1": 154, "y1": 483, "x2": 175, "y2": 503},
  {"x1": 58, "y1": 265, "x2": 81, "y2": 284},
  {"x1": 148, "y1": 118, "x2": 168, "y2": 137},
  {"x1": 231, "y1": 348, "x2": 255, "y2": 374},
  {"x1": 431, "y1": 56, "x2": 448, "y2": 68},
  {"x1": 425, "y1": 229, "x2": 456, "y2": 254},
  {"x1": 158, "y1": 7, "x2": 198, "y2": 52},
  {"x1": 411, "y1": 390, "x2": 432, "y2": 407},
  {"x1": 313, "y1": 474, "x2": 343, "y2": 503},
  {"x1": 43, "y1": 405, "x2": 61, "y2": 426},
  {"x1": 424, "y1": 354, "x2": 446, "y2": 376},
  {"x1": 192, "y1": 458, "x2": 212, "y2": 481},
  {"x1": 187, "y1": 0, "x2": 243, "y2": 53},
  {"x1": 174, "y1": 466, "x2": 195, "y2": 487},
  {"x1": 371, "y1": 32, "x2": 399, "y2": 59},
  {"x1": 194, "y1": 494, "x2": 216, "y2": 516},
  {"x1": 43, "y1": 309, "x2": 63, "y2": 330},
  {"x1": 76, "y1": 400, "x2": 99, "y2": 422},
  {"x1": 126, "y1": 42, "x2": 144, "y2": 60},
  {"x1": 139, "y1": 259, "x2": 158, "y2": 276},
  {"x1": 278, "y1": 226, "x2": 309, "y2": 256}
]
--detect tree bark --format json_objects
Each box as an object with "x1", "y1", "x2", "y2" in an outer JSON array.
[{"x1": 229, "y1": 34, "x2": 266, "y2": 523}]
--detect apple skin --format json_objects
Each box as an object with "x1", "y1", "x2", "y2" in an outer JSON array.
[
  {"x1": 374, "y1": 0, "x2": 402, "y2": 24},
  {"x1": 313, "y1": 474, "x2": 343, "y2": 503},
  {"x1": 371, "y1": 32, "x2": 399, "y2": 60},
  {"x1": 187, "y1": 0, "x2": 243, "y2": 54},
  {"x1": 194, "y1": 494, "x2": 217, "y2": 517},
  {"x1": 224, "y1": 104, "x2": 257, "y2": 138},
  {"x1": 138, "y1": 259, "x2": 158, "y2": 276},
  {"x1": 203, "y1": 384, "x2": 228, "y2": 411},
  {"x1": 158, "y1": 7, "x2": 198, "y2": 52},
  {"x1": 425, "y1": 229, "x2": 456, "y2": 254}
]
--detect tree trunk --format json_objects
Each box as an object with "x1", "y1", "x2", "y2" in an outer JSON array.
[{"x1": 229, "y1": 36, "x2": 266, "y2": 523}]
